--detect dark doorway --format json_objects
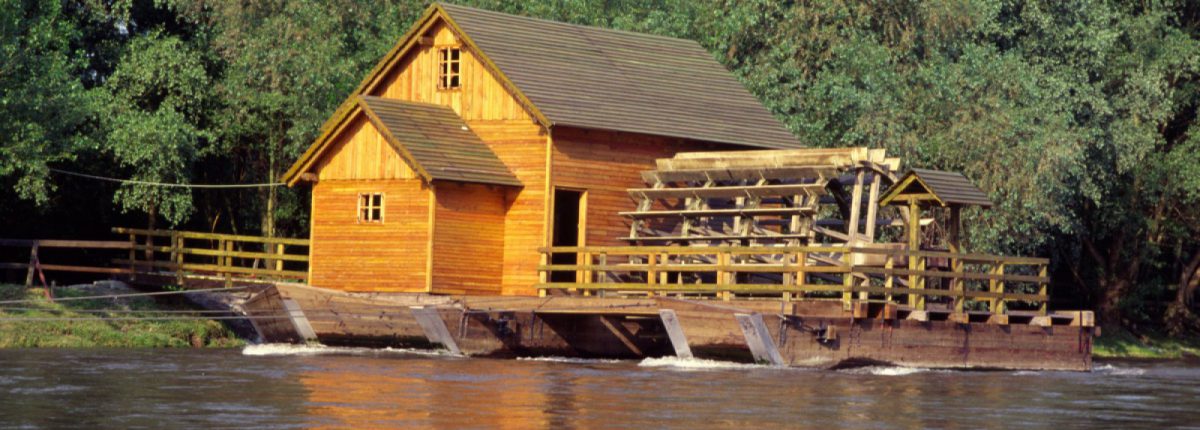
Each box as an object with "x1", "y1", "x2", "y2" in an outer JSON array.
[{"x1": 551, "y1": 189, "x2": 584, "y2": 282}]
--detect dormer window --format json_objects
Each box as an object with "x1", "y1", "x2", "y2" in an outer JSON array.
[{"x1": 437, "y1": 47, "x2": 461, "y2": 90}]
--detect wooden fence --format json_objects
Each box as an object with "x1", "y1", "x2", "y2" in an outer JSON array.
[
  {"x1": 0, "y1": 239, "x2": 135, "y2": 286},
  {"x1": 0, "y1": 229, "x2": 309, "y2": 288},
  {"x1": 536, "y1": 245, "x2": 1049, "y2": 316},
  {"x1": 113, "y1": 228, "x2": 309, "y2": 286}
]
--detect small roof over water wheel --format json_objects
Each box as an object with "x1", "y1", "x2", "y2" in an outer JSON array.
[
  {"x1": 878, "y1": 168, "x2": 992, "y2": 208},
  {"x1": 878, "y1": 168, "x2": 991, "y2": 254}
]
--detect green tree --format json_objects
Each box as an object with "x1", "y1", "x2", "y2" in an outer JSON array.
[
  {"x1": 0, "y1": 0, "x2": 94, "y2": 204},
  {"x1": 100, "y1": 31, "x2": 212, "y2": 227}
]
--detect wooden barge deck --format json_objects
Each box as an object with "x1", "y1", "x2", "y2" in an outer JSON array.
[{"x1": 245, "y1": 282, "x2": 1094, "y2": 371}]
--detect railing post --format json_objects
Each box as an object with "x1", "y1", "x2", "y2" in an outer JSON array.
[
  {"x1": 579, "y1": 250, "x2": 592, "y2": 296},
  {"x1": 24, "y1": 243, "x2": 38, "y2": 287},
  {"x1": 915, "y1": 254, "x2": 927, "y2": 311},
  {"x1": 841, "y1": 250, "x2": 853, "y2": 311},
  {"x1": 716, "y1": 251, "x2": 728, "y2": 301},
  {"x1": 952, "y1": 255, "x2": 964, "y2": 314},
  {"x1": 223, "y1": 239, "x2": 233, "y2": 288},
  {"x1": 796, "y1": 250, "x2": 807, "y2": 299},
  {"x1": 127, "y1": 233, "x2": 137, "y2": 281},
  {"x1": 275, "y1": 243, "x2": 285, "y2": 273},
  {"x1": 647, "y1": 252, "x2": 657, "y2": 290},
  {"x1": 1038, "y1": 263, "x2": 1048, "y2": 316},
  {"x1": 173, "y1": 232, "x2": 184, "y2": 287},
  {"x1": 884, "y1": 253, "x2": 894, "y2": 303},
  {"x1": 537, "y1": 251, "x2": 549, "y2": 297},
  {"x1": 993, "y1": 263, "x2": 1007, "y2": 315}
]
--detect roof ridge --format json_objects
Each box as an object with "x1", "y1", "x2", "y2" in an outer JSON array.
[{"x1": 435, "y1": 2, "x2": 702, "y2": 46}]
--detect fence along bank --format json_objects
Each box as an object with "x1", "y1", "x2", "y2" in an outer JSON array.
[{"x1": 4, "y1": 3, "x2": 1094, "y2": 370}]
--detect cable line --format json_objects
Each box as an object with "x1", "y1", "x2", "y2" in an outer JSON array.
[{"x1": 49, "y1": 168, "x2": 284, "y2": 189}]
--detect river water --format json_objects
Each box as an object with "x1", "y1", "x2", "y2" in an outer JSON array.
[{"x1": 0, "y1": 346, "x2": 1197, "y2": 429}]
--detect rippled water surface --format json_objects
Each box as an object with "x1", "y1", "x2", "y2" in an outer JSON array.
[{"x1": 1, "y1": 346, "x2": 1198, "y2": 429}]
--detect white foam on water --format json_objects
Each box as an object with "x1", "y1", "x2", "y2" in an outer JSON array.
[
  {"x1": 516, "y1": 356, "x2": 624, "y2": 364},
  {"x1": 1094, "y1": 363, "x2": 1146, "y2": 376},
  {"x1": 839, "y1": 366, "x2": 928, "y2": 376},
  {"x1": 242, "y1": 343, "x2": 453, "y2": 358},
  {"x1": 637, "y1": 356, "x2": 774, "y2": 370}
]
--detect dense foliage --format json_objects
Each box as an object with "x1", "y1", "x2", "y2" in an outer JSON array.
[{"x1": 1, "y1": 0, "x2": 1197, "y2": 333}]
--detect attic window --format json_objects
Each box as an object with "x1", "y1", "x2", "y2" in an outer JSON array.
[
  {"x1": 437, "y1": 47, "x2": 461, "y2": 90},
  {"x1": 357, "y1": 193, "x2": 384, "y2": 223}
]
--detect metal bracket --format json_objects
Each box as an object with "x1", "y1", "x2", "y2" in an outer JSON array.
[
  {"x1": 281, "y1": 299, "x2": 317, "y2": 342},
  {"x1": 658, "y1": 309, "x2": 693, "y2": 359},
  {"x1": 411, "y1": 306, "x2": 462, "y2": 355},
  {"x1": 734, "y1": 313, "x2": 784, "y2": 365}
]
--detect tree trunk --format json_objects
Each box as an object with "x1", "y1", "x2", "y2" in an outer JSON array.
[
  {"x1": 1173, "y1": 251, "x2": 1200, "y2": 310},
  {"x1": 1097, "y1": 277, "x2": 1128, "y2": 326},
  {"x1": 263, "y1": 148, "x2": 277, "y2": 239}
]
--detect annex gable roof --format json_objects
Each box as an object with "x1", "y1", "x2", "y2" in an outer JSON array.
[
  {"x1": 878, "y1": 168, "x2": 992, "y2": 208},
  {"x1": 284, "y1": 3, "x2": 801, "y2": 185},
  {"x1": 323, "y1": 96, "x2": 521, "y2": 187}
]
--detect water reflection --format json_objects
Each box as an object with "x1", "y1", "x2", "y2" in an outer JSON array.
[{"x1": 0, "y1": 348, "x2": 1198, "y2": 429}]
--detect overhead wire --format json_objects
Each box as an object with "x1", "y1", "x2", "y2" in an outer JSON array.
[{"x1": 49, "y1": 168, "x2": 284, "y2": 189}]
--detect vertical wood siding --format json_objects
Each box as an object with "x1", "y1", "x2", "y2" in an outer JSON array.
[
  {"x1": 316, "y1": 115, "x2": 419, "y2": 181},
  {"x1": 431, "y1": 183, "x2": 508, "y2": 294},
  {"x1": 371, "y1": 22, "x2": 533, "y2": 123}
]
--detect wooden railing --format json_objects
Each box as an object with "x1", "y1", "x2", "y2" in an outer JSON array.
[
  {"x1": 113, "y1": 228, "x2": 309, "y2": 286},
  {"x1": 0, "y1": 239, "x2": 135, "y2": 286},
  {"x1": 536, "y1": 245, "x2": 1049, "y2": 316}
]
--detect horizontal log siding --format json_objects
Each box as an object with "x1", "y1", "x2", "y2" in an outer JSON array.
[
  {"x1": 310, "y1": 179, "x2": 430, "y2": 292},
  {"x1": 431, "y1": 183, "x2": 507, "y2": 295},
  {"x1": 476, "y1": 122, "x2": 547, "y2": 296},
  {"x1": 551, "y1": 127, "x2": 727, "y2": 248}
]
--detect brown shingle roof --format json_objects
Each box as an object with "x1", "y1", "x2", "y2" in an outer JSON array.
[
  {"x1": 440, "y1": 3, "x2": 802, "y2": 149},
  {"x1": 359, "y1": 96, "x2": 521, "y2": 187},
  {"x1": 879, "y1": 168, "x2": 992, "y2": 207}
]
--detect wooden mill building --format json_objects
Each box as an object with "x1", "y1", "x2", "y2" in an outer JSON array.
[{"x1": 283, "y1": 3, "x2": 804, "y2": 296}]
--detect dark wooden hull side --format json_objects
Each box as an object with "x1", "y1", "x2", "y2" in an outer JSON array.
[{"x1": 245, "y1": 284, "x2": 1093, "y2": 371}]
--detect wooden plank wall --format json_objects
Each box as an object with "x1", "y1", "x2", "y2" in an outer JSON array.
[
  {"x1": 551, "y1": 127, "x2": 727, "y2": 248},
  {"x1": 431, "y1": 182, "x2": 507, "y2": 295},
  {"x1": 310, "y1": 179, "x2": 430, "y2": 292},
  {"x1": 476, "y1": 123, "x2": 547, "y2": 296},
  {"x1": 316, "y1": 115, "x2": 418, "y2": 181},
  {"x1": 370, "y1": 21, "x2": 533, "y2": 123}
]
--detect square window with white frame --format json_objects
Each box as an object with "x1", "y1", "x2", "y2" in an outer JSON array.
[{"x1": 358, "y1": 193, "x2": 384, "y2": 223}]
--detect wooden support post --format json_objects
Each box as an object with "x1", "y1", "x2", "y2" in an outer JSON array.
[
  {"x1": 796, "y1": 250, "x2": 807, "y2": 299},
  {"x1": 848, "y1": 169, "x2": 865, "y2": 241},
  {"x1": 993, "y1": 263, "x2": 1007, "y2": 314},
  {"x1": 573, "y1": 249, "x2": 588, "y2": 290},
  {"x1": 907, "y1": 201, "x2": 921, "y2": 309},
  {"x1": 647, "y1": 253, "x2": 657, "y2": 287},
  {"x1": 275, "y1": 243, "x2": 285, "y2": 272},
  {"x1": 173, "y1": 233, "x2": 184, "y2": 287},
  {"x1": 24, "y1": 243, "x2": 38, "y2": 287},
  {"x1": 952, "y1": 256, "x2": 965, "y2": 314},
  {"x1": 841, "y1": 250, "x2": 853, "y2": 311},
  {"x1": 865, "y1": 173, "x2": 882, "y2": 241},
  {"x1": 127, "y1": 233, "x2": 137, "y2": 281},
  {"x1": 538, "y1": 252, "x2": 549, "y2": 297},
  {"x1": 884, "y1": 253, "x2": 895, "y2": 303},
  {"x1": 947, "y1": 207, "x2": 962, "y2": 253},
  {"x1": 1038, "y1": 264, "x2": 1049, "y2": 316},
  {"x1": 223, "y1": 240, "x2": 233, "y2": 288},
  {"x1": 718, "y1": 251, "x2": 731, "y2": 301}
]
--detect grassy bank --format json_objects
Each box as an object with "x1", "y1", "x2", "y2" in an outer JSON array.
[
  {"x1": 1093, "y1": 327, "x2": 1200, "y2": 359},
  {"x1": 0, "y1": 284, "x2": 245, "y2": 348}
]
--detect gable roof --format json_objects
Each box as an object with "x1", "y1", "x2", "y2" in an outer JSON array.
[
  {"x1": 878, "y1": 168, "x2": 992, "y2": 208},
  {"x1": 284, "y1": 3, "x2": 803, "y2": 185},
  {"x1": 438, "y1": 3, "x2": 802, "y2": 150},
  {"x1": 355, "y1": 96, "x2": 520, "y2": 187}
]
